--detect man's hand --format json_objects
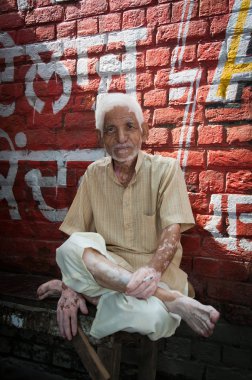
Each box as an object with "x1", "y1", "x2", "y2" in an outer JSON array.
[
  {"x1": 57, "y1": 284, "x2": 88, "y2": 340},
  {"x1": 125, "y1": 266, "x2": 161, "y2": 299}
]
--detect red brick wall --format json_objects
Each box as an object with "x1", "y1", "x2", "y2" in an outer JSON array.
[{"x1": 0, "y1": 0, "x2": 251, "y2": 323}]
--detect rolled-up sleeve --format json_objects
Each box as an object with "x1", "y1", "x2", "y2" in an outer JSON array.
[
  {"x1": 59, "y1": 170, "x2": 94, "y2": 235},
  {"x1": 159, "y1": 160, "x2": 195, "y2": 233}
]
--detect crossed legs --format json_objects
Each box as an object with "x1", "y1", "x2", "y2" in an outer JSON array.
[{"x1": 38, "y1": 247, "x2": 220, "y2": 338}]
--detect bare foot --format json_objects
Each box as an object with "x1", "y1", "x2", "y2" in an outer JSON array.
[
  {"x1": 165, "y1": 296, "x2": 220, "y2": 337},
  {"x1": 37, "y1": 279, "x2": 62, "y2": 300}
]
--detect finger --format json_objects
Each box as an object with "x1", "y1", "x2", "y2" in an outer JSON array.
[
  {"x1": 126, "y1": 271, "x2": 148, "y2": 293},
  {"x1": 126, "y1": 278, "x2": 155, "y2": 297},
  {"x1": 134, "y1": 282, "x2": 157, "y2": 299},
  {"x1": 79, "y1": 298, "x2": 89, "y2": 315},
  {"x1": 57, "y1": 306, "x2": 66, "y2": 338},
  {"x1": 70, "y1": 307, "x2": 78, "y2": 337},
  {"x1": 63, "y1": 310, "x2": 72, "y2": 341},
  {"x1": 37, "y1": 291, "x2": 50, "y2": 300}
]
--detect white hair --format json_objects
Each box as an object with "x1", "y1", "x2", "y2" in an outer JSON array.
[{"x1": 95, "y1": 93, "x2": 144, "y2": 134}]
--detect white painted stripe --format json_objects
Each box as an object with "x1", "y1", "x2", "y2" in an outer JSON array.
[{"x1": 0, "y1": 148, "x2": 105, "y2": 162}]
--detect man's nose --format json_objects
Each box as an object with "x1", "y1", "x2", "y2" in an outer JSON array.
[{"x1": 117, "y1": 129, "x2": 128, "y2": 143}]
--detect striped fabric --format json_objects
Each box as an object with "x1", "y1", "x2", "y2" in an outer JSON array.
[{"x1": 59, "y1": 151, "x2": 195, "y2": 293}]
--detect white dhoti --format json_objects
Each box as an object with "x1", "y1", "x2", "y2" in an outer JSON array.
[{"x1": 56, "y1": 232, "x2": 187, "y2": 341}]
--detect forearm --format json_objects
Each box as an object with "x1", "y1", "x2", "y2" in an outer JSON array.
[{"x1": 148, "y1": 223, "x2": 181, "y2": 275}]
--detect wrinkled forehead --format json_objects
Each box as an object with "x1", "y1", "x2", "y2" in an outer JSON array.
[{"x1": 104, "y1": 106, "x2": 138, "y2": 125}]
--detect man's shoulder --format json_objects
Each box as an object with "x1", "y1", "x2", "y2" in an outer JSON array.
[
  {"x1": 86, "y1": 156, "x2": 111, "y2": 173},
  {"x1": 144, "y1": 152, "x2": 178, "y2": 170}
]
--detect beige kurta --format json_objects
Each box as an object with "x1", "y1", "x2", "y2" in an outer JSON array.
[{"x1": 59, "y1": 151, "x2": 195, "y2": 294}]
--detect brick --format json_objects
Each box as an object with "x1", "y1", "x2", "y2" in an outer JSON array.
[
  {"x1": 157, "y1": 20, "x2": 208, "y2": 44},
  {"x1": 171, "y1": 0, "x2": 198, "y2": 23},
  {"x1": 26, "y1": 112, "x2": 62, "y2": 130},
  {"x1": 206, "y1": 365, "x2": 251, "y2": 380},
  {"x1": 191, "y1": 341, "x2": 221, "y2": 363},
  {"x1": 198, "y1": 41, "x2": 222, "y2": 61},
  {"x1": 184, "y1": 171, "x2": 198, "y2": 192},
  {"x1": 199, "y1": 0, "x2": 229, "y2": 16},
  {"x1": 64, "y1": 111, "x2": 94, "y2": 129},
  {"x1": 197, "y1": 85, "x2": 210, "y2": 104},
  {"x1": 66, "y1": 0, "x2": 108, "y2": 20},
  {"x1": 181, "y1": 234, "x2": 201, "y2": 255},
  {"x1": 210, "y1": 14, "x2": 230, "y2": 36},
  {"x1": 110, "y1": 0, "x2": 152, "y2": 12},
  {"x1": 25, "y1": 6, "x2": 64, "y2": 25},
  {"x1": 155, "y1": 69, "x2": 169, "y2": 88},
  {"x1": 146, "y1": 4, "x2": 171, "y2": 26},
  {"x1": 27, "y1": 130, "x2": 57, "y2": 150},
  {"x1": 226, "y1": 124, "x2": 252, "y2": 144},
  {"x1": 171, "y1": 45, "x2": 197, "y2": 64},
  {"x1": 61, "y1": 59, "x2": 76, "y2": 76},
  {"x1": 32, "y1": 79, "x2": 63, "y2": 98},
  {"x1": 0, "y1": 336, "x2": 12, "y2": 353},
  {"x1": 0, "y1": 83, "x2": 24, "y2": 98},
  {"x1": 144, "y1": 89, "x2": 167, "y2": 107},
  {"x1": 199, "y1": 170, "x2": 224, "y2": 193},
  {"x1": 223, "y1": 346, "x2": 251, "y2": 369},
  {"x1": 15, "y1": 28, "x2": 36, "y2": 44},
  {"x1": 56, "y1": 130, "x2": 98, "y2": 149},
  {"x1": 36, "y1": 25, "x2": 55, "y2": 42},
  {"x1": 57, "y1": 21, "x2": 76, "y2": 39},
  {"x1": 165, "y1": 336, "x2": 191, "y2": 358},
  {"x1": 158, "y1": 355, "x2": 205, "y2": 380},
  {"x1": 207, "y1": 149, "x2": 252, "y2": 168},
  {"x1": 146, "y1": 47, "x2": 170, "y2": 67},
  {"x1": 189, "y1": 192, "x2": 209, "y2": 213},
  {"x1": 32, "y1": 344, "x2": 51, "y2": 363},
  {"x1": 137, "y1": 27, "x2": 154, "y2": 47},
  {"x1": 202, "y1": 236, "x2": 248, "y2": 258},
  {"x1": 221, "y1": 260, "x2": 251, "y2": 282},
  {"x1": 0, "y1": 0, "x2": 16, "y2": 12},
  {"x1": 36, "y1": 0, "x2": 53, "y2": 5},
  {"x1": 193, "y1": 257, "x2": 220, "y2": 278},
  {"x1": 206, "y1": 105, "x2": 251, "y2": 122},
  {"x1": 77, "y1": 17, "x2": 98, "y2": 36},
  {"x1": 208, "y1": 279, "x2": 252, "y2": 306},
  {"x1": 0, "y1": 115, "x2": 26, "y2": 132},
  {"x1": 171, "y1": 126, "x2": 196, "y2": 146},
  {"x1": 157, "y1": 150, "x2": 205, "y2": 168},
  {"x1": 146, "y1": 127, "x2": 170, "y2": 146},
  {"x1": 198, "y1": 125, "x2": 224, "y2": 145},
  {"x1": 72, "y1": 94, "x2": 96, "y2": 112},
  {"x1": 122, "y1": 8, "x2": 145, "y2": 29},
  {"x1": 0, "y1": 12, "x2": 24, "y2": 29},
  {"x1": 99, "y1": 13, "x2": 121, "y2": 33},
  {"x1": 136, "y1": 72, "x2": 153, "y2": 90},
  {"x1": 154, "y1": 106, "x2": 204, "y2": 126},
  {"x1": 226, "y1": 171, "x2": 252, "y2": 193},
  {"x1": 53, "y1": 348, "x2": 74, "y2": 369}
]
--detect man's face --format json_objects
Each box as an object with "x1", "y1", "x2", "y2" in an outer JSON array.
[{"x1": 102, "y1": 106, "x2": 148, "y2": 163}]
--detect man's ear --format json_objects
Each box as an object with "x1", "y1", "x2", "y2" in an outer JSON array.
[
  {"x1": 141, "y1": 122, "x2": 149, "y2": 143},
  {"x1": 96, "y1": 129, "x2": 104, "y2": 147}
]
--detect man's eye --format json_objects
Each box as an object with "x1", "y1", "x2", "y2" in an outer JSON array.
[
  {"x1": 127, "y1": 123, "x2": 134, "y2": 129},
  {"x1": 104, "y1": 126, "x2": 115, "y2": 134}
]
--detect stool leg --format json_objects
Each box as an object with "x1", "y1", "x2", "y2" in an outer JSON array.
[
  {"x1": 137, "y1": 336, "x2": 157, "y2": 380},
  {"x1": 97, "y1": 339, "x2": 122, "y2": 380}
]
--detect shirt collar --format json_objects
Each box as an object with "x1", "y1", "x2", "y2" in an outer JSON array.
[{"x1": 107, "y1": 150, "x2": 145, "y2": 184}]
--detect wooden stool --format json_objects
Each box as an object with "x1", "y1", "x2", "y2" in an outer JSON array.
[{"x1": 73, "y1": 324, "x2": 158, "y2": 380}]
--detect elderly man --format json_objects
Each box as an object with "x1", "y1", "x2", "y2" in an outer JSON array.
[{"x1": 38, "y1": 93, "x2": 220, "y2": 341}]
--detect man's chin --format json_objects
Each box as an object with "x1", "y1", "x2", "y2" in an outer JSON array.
[{"x1": 111, "y1": 149, "x2": 139, "y2": 163}]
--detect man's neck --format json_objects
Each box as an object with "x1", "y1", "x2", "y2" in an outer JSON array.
[{"x1": 113, "y1": 157, "x2": 137, "y2": 186}]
